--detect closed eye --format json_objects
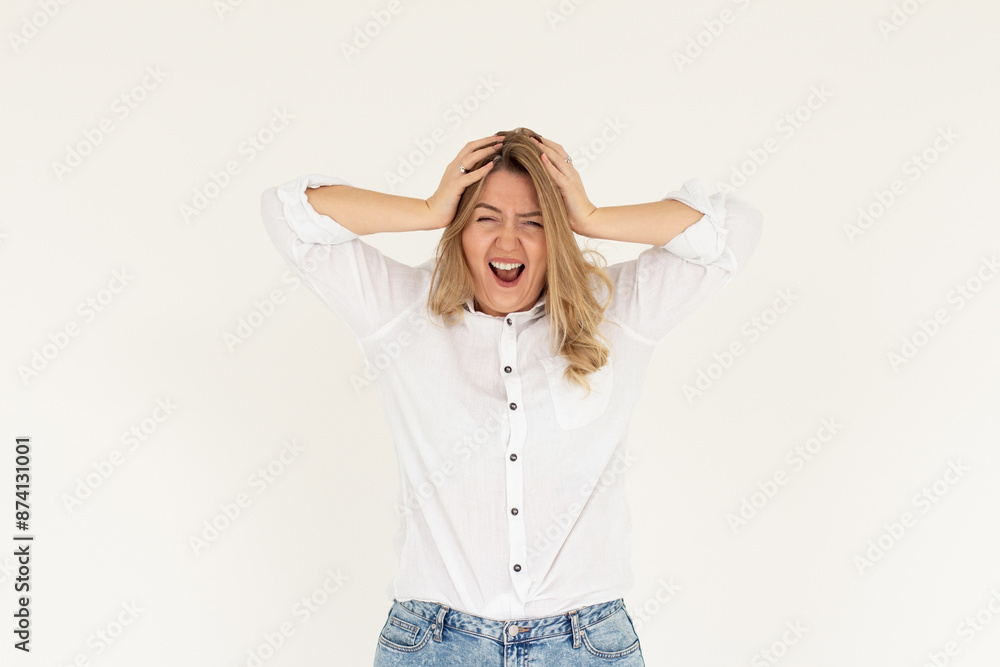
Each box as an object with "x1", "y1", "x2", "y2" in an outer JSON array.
[{"x1": 476, "y1": 216, "x2": 542, "y2": 229}]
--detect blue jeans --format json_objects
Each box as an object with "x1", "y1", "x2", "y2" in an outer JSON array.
[{"x1": 373, "y1": 597, "x2": 645, "y2": 666}]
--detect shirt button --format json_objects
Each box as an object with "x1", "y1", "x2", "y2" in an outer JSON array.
[
  {"x1": 509, "y1": 453, "x2": 517, "y2": 461},
  {"x1": 509, "y1": 402, "x2": 517, "y2": 411},
  {"x1": 506, "y1": 318, "x2": 512, "y2": 325},
  {"x1": 513, "y1": 564, "x2": 521, "y2": 572},
  {"x1": 511, "y1": 507, "x2": 519, "y2": 515},
  {"x1": 504, "y1": 365, "x2": 512, "y2": 373}
]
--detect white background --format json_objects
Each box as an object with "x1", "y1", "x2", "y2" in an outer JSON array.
[{"x1": 2, "y1": 1, "x2": 999, "y2": 665}]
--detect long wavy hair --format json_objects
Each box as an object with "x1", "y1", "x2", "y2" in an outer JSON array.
[{"x1": 427, "y1": 127, "x2": 614, "y2": 395}]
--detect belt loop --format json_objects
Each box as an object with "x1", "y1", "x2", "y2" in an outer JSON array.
[
  {"x1": 568, "y1": 608, "x2": 581, "y2": 649},
  {"x1": 433, "y1": 604, "x2": 449, "y2": 642}
]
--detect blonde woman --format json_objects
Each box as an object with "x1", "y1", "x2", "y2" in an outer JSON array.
[{"x1": 260, "y1": 128, "x2": 763, "y2": 665}]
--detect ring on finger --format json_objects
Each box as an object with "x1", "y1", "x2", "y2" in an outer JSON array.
[
  {"x1": 564, "y1": 156, "x2": 573, "y2": 164},
  {"x1": 458, "y1": 163, "x2": 469, "y2": 174}
]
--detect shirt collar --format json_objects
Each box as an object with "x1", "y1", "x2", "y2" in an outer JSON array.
[{"x1": 463, "y1": 291, "x2": 547, "y2": 320}]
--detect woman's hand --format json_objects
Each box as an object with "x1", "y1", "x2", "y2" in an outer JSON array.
[
  {"x1": 531, "y1": 135, "x2": 598, "y2": 236},
  {"x1": 424, "y1": 135, "x2": 504, "y2": 229}
]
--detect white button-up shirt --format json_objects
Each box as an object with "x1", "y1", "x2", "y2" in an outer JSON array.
[{"x1": 260, "y1": 174, "x2": 763, "y2": 619}]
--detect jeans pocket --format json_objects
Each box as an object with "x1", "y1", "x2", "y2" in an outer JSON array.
[
  {"x1": 581, "y1": 606, "x2": 642, "y2": 659},
  {"x1": 378, "y1": 601, "x2": 434, "y2": 653}
]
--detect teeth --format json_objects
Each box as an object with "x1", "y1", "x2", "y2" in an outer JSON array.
[{"x1": 490, "y1": 261, "x2": 524, "y2": 271}]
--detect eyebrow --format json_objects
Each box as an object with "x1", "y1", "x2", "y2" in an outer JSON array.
[{"x1": 475, "y1": 203, "x2": 542, "y2": 218}]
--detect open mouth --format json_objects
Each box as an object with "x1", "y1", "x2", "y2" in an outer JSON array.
[{"x1": 489, "y1": 260, "x2": 525, "y2": 284}]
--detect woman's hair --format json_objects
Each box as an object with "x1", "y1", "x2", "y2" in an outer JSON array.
[{"x1": 427, "y1": 127, "x2": 614, "y2": 395}]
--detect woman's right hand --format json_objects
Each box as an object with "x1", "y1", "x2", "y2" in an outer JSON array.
[{"x1": 424, "y1": 135, "x2": 503, "y2": 229}]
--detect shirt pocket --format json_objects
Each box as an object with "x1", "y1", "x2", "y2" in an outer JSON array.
[{"x1": 540, "y1": 355, "x2": 614, "y2": 430}]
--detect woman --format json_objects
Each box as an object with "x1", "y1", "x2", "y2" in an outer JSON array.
[{"x1": 259, "y1": 128, "x2": 763, "y2": 665}]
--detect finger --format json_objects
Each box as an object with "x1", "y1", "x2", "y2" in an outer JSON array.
[
  {"x1": 539, "y1": 152, "x2": 569, "y2": 184},
  {"x1": 532, "y1": 135, "x2": 568, "y2": 157},
  {"x1": 537, "y1": 145, "x2": 573, "y2": 183},
  {"x1": 532, "y1": 136, "x2": 572, "y2": 172},
  {"x1": 459, "y1": 141, "x2": 503, "y2": 169},
  {"x1": 464, "y1": 134, "x2": 502, "y2": 148},
  {"x1": 530, "y1": 136, "x2": 557, "y2": 163},
  {"x1": 460, "y1": 135, "x2": 504, "y2": 160},
  {"x1": 471, "y1": 158, "x2": 495, "y2": 177},
  {"x1": 455, "y1": 157, "x2": 496, "y2": 186},
  {"x1": 454, "y1": 139, "x2": 502, "y2": 174},
  {"x1": 457, "y1": 135, "x2": 504, "y2": 159},
  {"x1": 539, "y1": 154, "x2": 574, "y2": 192},
  {"x1": 532, "y1": 134, "x2": 553, "y2": 149}
]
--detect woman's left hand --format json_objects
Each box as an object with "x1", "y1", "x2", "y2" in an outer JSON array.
[{"x1": 532, "y1": 136, "x2": 598, "y2": 236}]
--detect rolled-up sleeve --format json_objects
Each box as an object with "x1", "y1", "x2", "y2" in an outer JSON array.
[
  {"x1": 604, "y1": 179, "x2": 763, "y2": 345},
  {"x1": 275, "y1": 173, "x2": 360, "y2": 244},
  {"x1": 260, "y1": 174, "x2": 429, "y2": 340}
]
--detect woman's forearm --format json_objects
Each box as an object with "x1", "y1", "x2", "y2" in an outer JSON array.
[
  {"x1": 305, "y1": 185, "x2": 439, "y2": 236},
  {"x1": 578, "y1": 199, "x2": 704, "y2": 246}
]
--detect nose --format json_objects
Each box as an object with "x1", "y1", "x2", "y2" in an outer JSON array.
[{"x1": 495, "y1": 221, "x2": 520, "y2": 251}]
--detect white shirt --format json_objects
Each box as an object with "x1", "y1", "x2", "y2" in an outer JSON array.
[{"x1": 260, "y1": 174, "x2": 763, "y2": 620}]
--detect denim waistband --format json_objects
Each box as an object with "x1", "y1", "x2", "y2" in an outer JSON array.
[{"x1": 396, "y1": 597, "x2": 625, "y2": 643}]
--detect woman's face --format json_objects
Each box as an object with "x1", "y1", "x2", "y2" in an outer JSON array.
[{"x1": 461, "y1": 169, "x2": 548, "y2": 317}]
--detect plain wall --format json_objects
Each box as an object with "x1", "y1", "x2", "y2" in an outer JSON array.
[{"x1": 2, "y1": 1, "x2": 999, "y2": 665}]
